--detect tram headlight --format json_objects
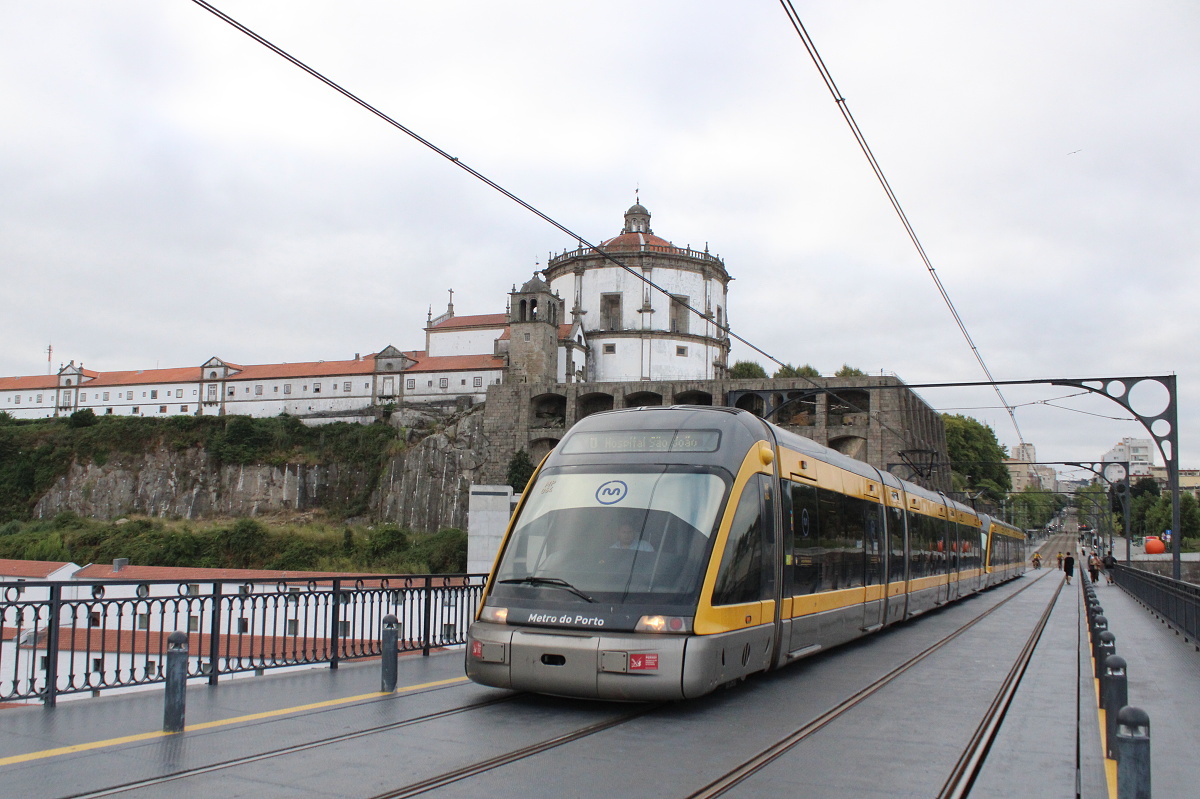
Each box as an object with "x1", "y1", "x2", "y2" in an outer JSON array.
[
  {"x1": 480, "y1": 606, "x2": 509, "y2": 624},
  {"x1": 635, "y1": 615, "x2": 693, "y2": 634}
]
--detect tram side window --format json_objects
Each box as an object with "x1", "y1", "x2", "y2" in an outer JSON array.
[
  {"x1": 909, "y1": 512, "x2": 944, "y2": 578},
  {"x1": 713, "y1": 475, "x2": 775, "y2": 606},
  {"x1": 790, "y1": 482, "x2": 821, "y2": 596}
]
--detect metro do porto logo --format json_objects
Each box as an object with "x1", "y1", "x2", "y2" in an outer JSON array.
[{"x1": 595, "y1": 480, "x2": 628, "y2": 505}]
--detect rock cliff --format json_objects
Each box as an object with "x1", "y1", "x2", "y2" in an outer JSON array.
[{"x1": 32, "y1": 406, "x2": 487, "y2": 533}]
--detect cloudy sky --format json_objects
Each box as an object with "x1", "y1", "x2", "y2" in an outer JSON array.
[{"x1": 2, "y1": 1, "x2": 1197, "y2": 479}]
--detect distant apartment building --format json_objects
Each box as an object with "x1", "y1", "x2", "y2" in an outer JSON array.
[
  {"x1": 1005, "y1": 443, "x2": 1057, "y2": 493},
  {"x1": 1103, "y1": 437, "x2": 1155, "y2": 476}
]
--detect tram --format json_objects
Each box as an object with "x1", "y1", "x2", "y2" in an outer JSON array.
[{"x1": 466, "y1": 406, "x2": 1025, "y2": 700}]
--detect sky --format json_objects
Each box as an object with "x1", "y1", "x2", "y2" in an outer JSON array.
[{"x1": 2, "y1": 1, "x2": 1197, "y2": 482}]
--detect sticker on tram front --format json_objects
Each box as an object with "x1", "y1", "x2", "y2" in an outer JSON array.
[
  {"x1": 629, "y1": 653, "x2": 659, "y2": 671},
  {"x1": 471, "y1": 640, "x2": 483, "y2": 658}
]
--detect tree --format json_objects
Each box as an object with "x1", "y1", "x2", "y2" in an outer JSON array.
[
  {"x1": 1009, "y1": 486, "x2": 1066, "y2": 530},
  {"x1": 1130, "y1": 477, "x2": 1160, "y2": 500},
  {"x1": 729, "y1": 361, "x2": 767, "y2": 379},
  {"x1": 506, "y1": 449, "x2": 535, "y2": 492},
  {"x1": 773, "y1": 363, "x2": 820, "y2": 378},
  {"x1": 834, "y1": 364, "x2": 867, "y2": 377},
  {"x1": 942, "y1": 413, "x2": 1012, "y2": 502},
  {"x1": 68, "y1": 408, "x2": 97, "y2": 428},
  {"x1": 1144, "y1": 493, "x2": 1200, "y2": 541}
]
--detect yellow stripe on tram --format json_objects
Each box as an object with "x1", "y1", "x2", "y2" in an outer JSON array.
[{"x1": 0, "y1": 675, "x2": 468, "y2": 767}]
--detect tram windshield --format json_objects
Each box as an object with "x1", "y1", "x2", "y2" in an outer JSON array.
[{"x1": 495, "y1": 466, "x2": 729, "y2": 602}]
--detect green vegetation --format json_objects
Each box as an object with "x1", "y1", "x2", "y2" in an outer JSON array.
[
  {"x1": 773, "y1": 363, "x2": 820, "y2": 378},
  {"x1": 0, "y1": 514, "x2": 468, "y2": 574},
  {"x1": 1141, "y1": 493, "x2": 1200, "y2": 543},
  {"x1": 729, "y1": 361, "x2": 768, "y2": 379},
  {"x1": 942, "y1": 413, "x2": 1012, "y2": 503},
  {"x1": 833, "y1": 364, "x2": 868, "y2": 377},
  {"x1": 1008, "y1": 485, "x2": 1067, "y2": 530},
  {"x1": 506, "y1": 449, "x2": 536, "y2": 492},
  {"x1": 0, "y1": 414, "x2": 403, "y2": 522}
]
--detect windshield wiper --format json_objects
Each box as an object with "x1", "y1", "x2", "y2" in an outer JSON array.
[{"x1": 498, "y1": 576, "x2": 595, "y2": 603}]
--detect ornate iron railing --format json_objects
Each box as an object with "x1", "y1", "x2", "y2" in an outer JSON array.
[{"x1": 0, "y1": 573, "x2": 487, "y2": 705}]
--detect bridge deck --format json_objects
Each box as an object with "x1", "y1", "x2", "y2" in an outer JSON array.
[{"x1": 0, "y1": 568, "x2": 1195, "y2": 798}]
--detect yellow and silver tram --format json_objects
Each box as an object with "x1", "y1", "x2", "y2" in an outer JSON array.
[{"x1": 466, "y1": 406, "x2": 1025, "y2": 700}]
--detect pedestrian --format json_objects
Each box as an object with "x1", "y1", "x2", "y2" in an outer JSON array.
[
  {"x1": 1063, "y1": 552, "x2": 1075, "y2": 585},
  {"x1": 1088, "y1": 554, "x2": 1100, "y2": 584},
  {"x1": 1057, "y1": 551, "x2": 1064, "y2": 570},
  {"x1": 1102, "y1": 551, "x2": 1117, "y2": 584}
]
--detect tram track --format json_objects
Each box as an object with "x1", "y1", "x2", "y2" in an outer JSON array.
[
  {"x1": 60, "y1": 684, "x2": 658, "y2": 799},
  {"x1": 685, "y1": 568, "x2": 1062, "y2": 799},
  {"x1": 61, "y1": 690, "x2": 519, "y2": 799},
  {"x1": 61, "y1": 569, "x2": 1062, "y2": 799}
]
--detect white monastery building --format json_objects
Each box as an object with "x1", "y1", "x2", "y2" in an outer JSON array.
[{"x1": 1, "y1": 203, "x2": 731, "y2": 423}]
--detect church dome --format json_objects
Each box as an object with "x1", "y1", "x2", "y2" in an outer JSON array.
[{"x1": 519, "y1": 274, "x2": 551, "y2": 294}]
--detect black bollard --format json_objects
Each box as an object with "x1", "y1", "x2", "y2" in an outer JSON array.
[
  {"x1": 1116, "y1": 706, "x2": 1150, "y2": 799},
  {"x1": 163, "y1": 631, "x2": 188, "y2": 733},
  {"x1": 1091, "y1": 615, "x2": 1108, "y2": 661},
  {"x1": 1096, "y1": 630, "x2": 1116, "y2": 678},
  {"x1": 381, "y1": 614, "x2": 400, "y2": 693},
  {"x1": 1103, "y1": 655, "x2": 1128, "y2": 759}
]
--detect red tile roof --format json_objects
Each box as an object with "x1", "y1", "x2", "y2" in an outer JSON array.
[
  {"x1": 2, "y1": 356, "x2": 389, "y2": 391},
  {"x1": 403, "y1": 353, "x2": 506, "y2": 374},
  {"x1": 0, "y1": 559, "x2": 75, "y2": 579},
  {"x1": 430, "y1": 313, "x2": 509, "y2": 330},
  {"x1": 229, "y1": 357, "x2": 379, "y2": 381},
  {"x1": 0, "y1": 375, "x2": 59, "y2": 391},
  {"x1": 83, "y1": 366, "x2": 206, "y2": 387},
  {"x1": 600, "y1": 231, "x2": 677, "y2": 251},
  {"x1": 72, "y1": 563, "x2": 393, "y2": 582}
]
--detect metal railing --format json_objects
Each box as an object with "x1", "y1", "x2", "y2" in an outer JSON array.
[
  {"x1": 1112, "y1": 564, "x2": 1200, "y2": 641},
  {"x1": 0, "y1": 573, "x2": 487, "y2": 705}
]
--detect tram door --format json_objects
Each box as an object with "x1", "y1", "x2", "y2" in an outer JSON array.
[
  {"x1": 936, "y1": 514, "x2": 952, "y2": 606},
  {"x1": 862, "y1": 504, "x2": 885, "y2": 632}
]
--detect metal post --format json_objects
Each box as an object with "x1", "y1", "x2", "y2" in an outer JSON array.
[
  {"x1": 1096, "y1": 631, "x2": 1116, "y2": 678},
  {"x1": 207, "y1": 582, "x2": 222, "y2": 686},
  {"x1": 1116, "y1": 706, "x2": 1151, "y2": 799},
  {"x1": 330, "y1": 579, "x2": 341, "y2": 670},
  {"x1": 1090, "y1": 615, "x2": 1108, "y2": 663},
  {"x1": 381, "y1": 614, "x2": 399, "y2": 693},
  {"x1": 163, "y1": 631, "x2": 188, "y2": 733},
  {"x1": 1103, "y1": 655, "x2": 1128, "y2": 759},
  {"x1": 42, "y1": 584, "x2": 63, "y2": 708},
  {"x1": 422, "y1": 577, "x2": 433, "y2": 657}
]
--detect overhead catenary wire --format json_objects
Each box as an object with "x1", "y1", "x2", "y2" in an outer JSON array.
[
  {"x1": 187, "y1": 0, "x2": 781, "y2": 367},
  {"x1": 777, "y1": 0, "x2": 1026, "y2": 447},
  {"x1": 187, "y1": 0, "x2": 927, "y2": 452}
]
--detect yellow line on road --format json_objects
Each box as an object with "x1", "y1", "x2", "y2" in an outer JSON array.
[{"x1": 0, "y1": 676, "x2": 468, "y2": 767}]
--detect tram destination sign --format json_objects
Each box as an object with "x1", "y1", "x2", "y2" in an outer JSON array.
[{"x1": 563, "y1": 429, "x2": 720, "y2": 455}]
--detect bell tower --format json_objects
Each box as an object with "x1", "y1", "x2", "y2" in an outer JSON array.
[{"x1": 508, "y1": 273, "x2": 562, "y2": 384}]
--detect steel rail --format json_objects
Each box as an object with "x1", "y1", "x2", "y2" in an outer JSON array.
[
  {"x1": 365, "y1": 704, "x2": 660, "y2": 799},
  {"x1": 936, "y1": 574, "x2": 1064, "y2": 798},
  {"x1": 61, "y1": 691, "x2": 516, "y2": 799},
  {"x1": 685, "y1": 569, "x2": 1057, "y2": 798}
]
